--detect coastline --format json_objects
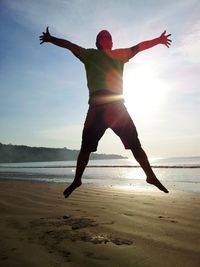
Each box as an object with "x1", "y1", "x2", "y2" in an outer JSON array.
[{"x1": 0, "y1": 179, "x2": 199, "y2": 267}]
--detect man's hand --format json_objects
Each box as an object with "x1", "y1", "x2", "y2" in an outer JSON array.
[
  {"x1": 40, "y1": 27, "x2": 51, "y2": 44},
  {"x1": 159, "y1": 30, "x2": 172, "y2": 48}
]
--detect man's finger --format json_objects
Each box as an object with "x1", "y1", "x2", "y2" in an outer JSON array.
[
  {"x1": 40, "y1": 40, "x2": 44, "y2": 44},
  {"x1": 46, "y1": 26, "x2": 49, "y2": 34},
  {"x1": 166, "y1": 34, "x2": 171, "y2": 37}
]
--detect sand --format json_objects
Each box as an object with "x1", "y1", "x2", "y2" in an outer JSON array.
[{"x1": 0, "y1": 179, "x2": 199, "y2": 267}]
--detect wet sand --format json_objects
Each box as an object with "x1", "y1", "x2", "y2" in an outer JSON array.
[{"x1": 0, "y1": 179, "x2": 199, "y2": 267}]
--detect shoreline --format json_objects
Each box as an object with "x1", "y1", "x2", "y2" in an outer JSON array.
[
  {"x1": 0, "y1": 173, "x2": 200, "y2": 194},
  {"x1": 0, "y1": 179, "x2": 200, "y2": 267}
]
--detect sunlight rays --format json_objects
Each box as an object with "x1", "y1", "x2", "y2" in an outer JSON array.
[{"x1": 124, "y1": 63, "x2": 169, "y2": 117}]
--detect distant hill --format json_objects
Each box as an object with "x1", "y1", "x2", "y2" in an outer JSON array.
[{"x1": 0, "y1": 143, "x2": 126, "y2": 163}]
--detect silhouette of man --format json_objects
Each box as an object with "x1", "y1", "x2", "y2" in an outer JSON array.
[{"x1": 40, "y1": 27, "x2": 171, "y2": 197}]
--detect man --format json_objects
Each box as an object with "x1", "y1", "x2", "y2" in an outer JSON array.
[{"x1": 40, "y1": 27, "x2": 171, "y2": 197}]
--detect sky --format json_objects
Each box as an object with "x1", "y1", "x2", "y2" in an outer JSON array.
[{"x1": 0, "y1": 0, "x2": 200, "y2": 158}]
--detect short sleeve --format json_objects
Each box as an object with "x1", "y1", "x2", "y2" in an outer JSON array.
[
  {"x1": 111, "y1": 46, "x2": 139, "y2": 62},
  {"x1": 77, "y1": 48, "x2": 94, "y2": 63}
]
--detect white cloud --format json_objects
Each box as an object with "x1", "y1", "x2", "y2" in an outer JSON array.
[
  {"x1": 175, "y1": 19, "x2": 200, "y2": 63},
  {"x1": 2, "y1": 0, "x2": 180, "y2": 45}
]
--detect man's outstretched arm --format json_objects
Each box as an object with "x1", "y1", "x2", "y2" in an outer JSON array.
[
  {"x1": 39, "y1": 27, "x2": 84, "y2": 58},
  {"x1": 130, "y1": 31, "x2": 172, "y2": 56}
]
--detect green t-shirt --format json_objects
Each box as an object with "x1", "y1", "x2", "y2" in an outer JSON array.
[{"x1": 78, "y1": 48, "x2": 135, "y2": 97}]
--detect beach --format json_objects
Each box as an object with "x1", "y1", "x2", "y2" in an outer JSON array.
[{"x1": 0, "y1": 179, "x2": 199, "y2": 267}]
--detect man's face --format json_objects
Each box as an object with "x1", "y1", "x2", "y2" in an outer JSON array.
[{"x1": 96, "y1": 30, "x2": 113, "y2": 50}]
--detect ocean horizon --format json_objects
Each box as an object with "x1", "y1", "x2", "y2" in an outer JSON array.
[{"x1": 0, "y1": 156, "x2": 200, "y2": 193}]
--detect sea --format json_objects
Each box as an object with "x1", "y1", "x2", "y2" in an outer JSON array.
[{"x1": 0, "y1": 157, "x2": 200, "y2": 193}]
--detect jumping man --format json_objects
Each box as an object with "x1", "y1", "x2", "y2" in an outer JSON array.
[{"x1": 39, "y1": 27, "x2": 171, "y2": 197}]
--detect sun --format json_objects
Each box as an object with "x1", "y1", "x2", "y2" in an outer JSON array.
[{"x1": 123, "y1": 63, "x2": 168, "y2": 116}]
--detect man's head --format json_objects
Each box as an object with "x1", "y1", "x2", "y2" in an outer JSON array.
[{"x1": 96, "y1": 30, "x2": 113, "y2": 50}]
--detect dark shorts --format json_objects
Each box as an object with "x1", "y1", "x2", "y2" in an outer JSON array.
[{"x1": 81, "y1": 102, "x2": 141, "y2": 152}]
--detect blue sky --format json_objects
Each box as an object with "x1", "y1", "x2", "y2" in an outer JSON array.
[{"x1": 0, "y1": 0, "x2": 199, "y2": 158}]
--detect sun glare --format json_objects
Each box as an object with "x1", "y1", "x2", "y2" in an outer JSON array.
[{"x1": 124, "y1": 63, "x2": 168, "y2": 116}]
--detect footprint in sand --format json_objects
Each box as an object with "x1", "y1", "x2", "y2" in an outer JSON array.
[
  {"x1": 143, "y1": 202, "x2": 153, "y2": 205},
  {"x1": 158, "y1": 216, "x2": 178, "y2": 223},
  {"x1": 63, "y1": 215, "x2": 71, "y2": 219},
  {"x1": 60, "y1": 250, "x2": 71, "y2": 262},
  {"x1": 110, "y1": 236, "x2": 133, "y2": 245},
  {"x1": 102, "y1": 221, "x2": 115, "y2": 225},
  {"x1": 1, "y1": 255, "x2": 9, "y2": 261},
  {"x1": 84, "y1": 251, "x2": 109, "y2": 261},
  {"x1": 66, "y1": 217, "x2": 98, "y2": 230},
  {"x1": 123, "y1": 212, "x2": 134, "y2": 217},
  {"x1": 170, "y1": 220, "x2": 177, "y2": 223}
]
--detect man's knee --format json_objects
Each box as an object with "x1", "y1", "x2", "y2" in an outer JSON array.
[
  {"x1": 79, "y1": 150, "x2": 91, "y2": 158},
  {"x1": 131, "y1": 146, "x2": 146, "y2": 159}
]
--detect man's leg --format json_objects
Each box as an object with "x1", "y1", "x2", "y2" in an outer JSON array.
[
  {"x1": 110, "y1": 103, "x2": 168, "y2": 193},
  {"x1": 63, "y1": 151, "x2": 90, "y2": 198},
  {"x1": 131, "y1": 147, "x2": 168, "y2": 193}
]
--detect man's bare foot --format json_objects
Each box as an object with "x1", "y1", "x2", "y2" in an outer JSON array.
[
  {"x1": 146, "y1": 176, "x2": 168, "y2": 193},
  {"x1": 63, "y1": 181, "x2": 82, "y2": 198}
]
